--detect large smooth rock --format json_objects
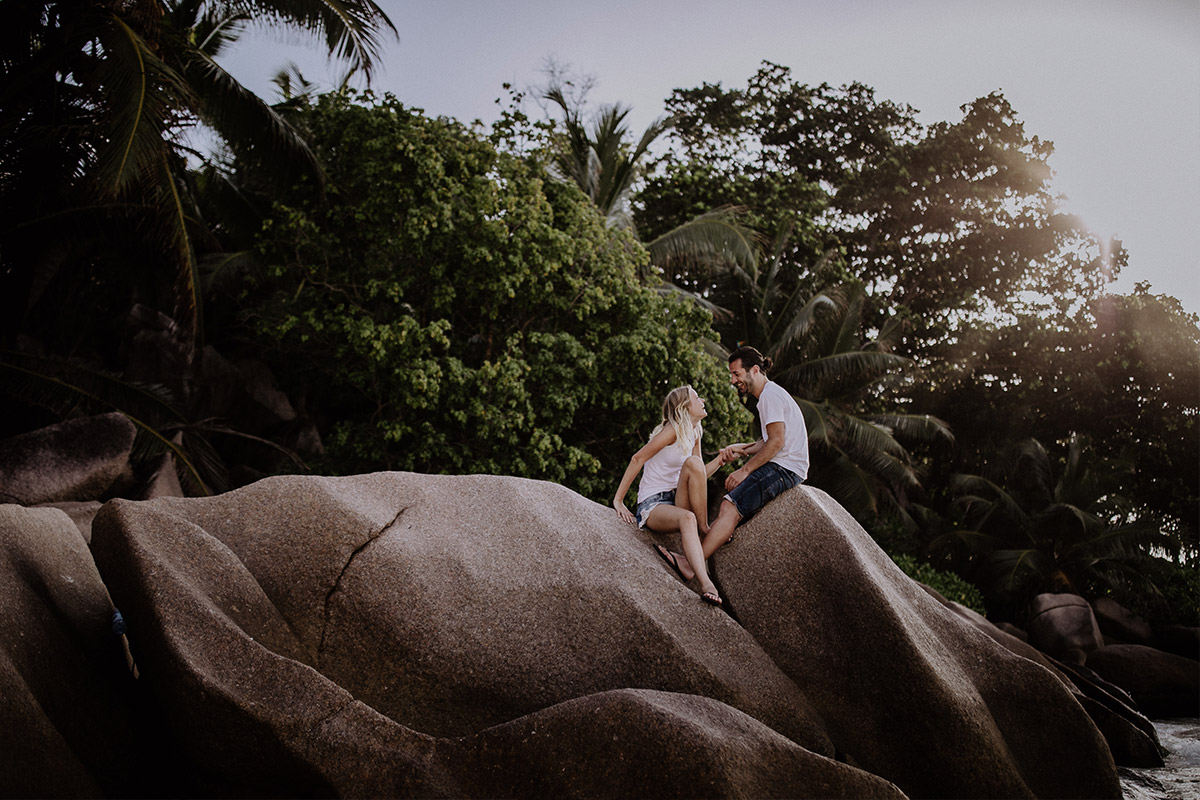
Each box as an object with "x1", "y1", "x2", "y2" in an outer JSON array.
[
  {"x1": 1092, "y1": 597, "x2": 1155, "y2": 647},
  {"x1": 89, "y1": 474, "x2": 1120, "y2": 798},
  {"x1": 0, "y1": 413, "x2": 136, "y2": 505},
  {"x1": 0, "y1": 505, "x2": 136, "y2": 797},
  {"x1": 919, "y1": 585, "x2": 1164, "y2": 768},
  {"x1": 1027, "y1": 593, "x2": 1105, "y2": 664},
  {"x1": 1156, "y1": 625, "x2": 1200, "y2": 661},
  {"x1": 717, "y1": 489, "x2": 1120, "y2": 799},
  {"x1": 1087, "y1": 644, "x2": 1200, "y2": 719},
  {"x1": 34, "y1": 500, "x2": 102, "y2": 544}
]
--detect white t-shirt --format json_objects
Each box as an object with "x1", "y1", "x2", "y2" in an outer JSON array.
[
  {"x1": 638, "y1": 425, "x2": 701, "y2": 502},
  {"x1": 756, "y1": 380, "x2": 809, "y2": 480}
]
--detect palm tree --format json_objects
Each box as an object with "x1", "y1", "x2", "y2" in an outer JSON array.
[
  {"x1": 934, "y1": 435, "x2": 1173, "y2": 617},
  {"x1": 1, "y1": 0, "x2": 393, "y2": 492},
  {"x1": 541, "y1": 83, "x2": 759, "y2": 297},
  {"x1": 1, "y1": 0, "x2": 396, "y2": 362}
]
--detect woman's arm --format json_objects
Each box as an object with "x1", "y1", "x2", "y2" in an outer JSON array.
[
  {"x1": 612, "y1": 427, "x2": 676, "y2": 523},
  {"x1": 693, "y1": 434, "x2": 723, "y2": 479},
  {"x1": 721, "y1": 439, "x2": 763, "y2": 462}
]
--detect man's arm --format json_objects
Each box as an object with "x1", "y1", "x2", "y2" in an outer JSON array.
[{"x1": 724, "y1": 421, "x2": 785, "y2": 491}]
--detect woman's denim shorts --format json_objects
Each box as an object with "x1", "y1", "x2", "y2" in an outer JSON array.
[
  {"x1": 635, "y1": 489, "x2": 676, "y2": 529},
  {"x1": 725, "y1": 462, "x2": 801, "y2": 521}
]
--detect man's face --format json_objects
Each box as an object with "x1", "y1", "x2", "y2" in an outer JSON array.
[{"x1": 729, "y1": 359, "x2": 755, "y2": 395}]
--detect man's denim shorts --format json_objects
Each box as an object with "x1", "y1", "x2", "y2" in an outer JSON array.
[
  {"x1": 635, "y1": 489, "x2": 676, "y2": 529},
  {"x1": 725, "y1": 462, "x2": 801, "y2": 521}
]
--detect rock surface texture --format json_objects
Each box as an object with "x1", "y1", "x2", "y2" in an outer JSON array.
[
  {"x1": 71, "y1": 473, "x2": 1123, "y2": 798},
  {"x1": 1087, "y1": 645, "x2": 1200, "y2": 719},
  {"x1": 1027, "y1": 592, "x2": 1106, "y2": 664},
  {"x1": 0, "y1": 505, "x2": 137, "y2": 797},
  {"x1": 0, "y1": 413, "x2": 136, "y2": 506}
]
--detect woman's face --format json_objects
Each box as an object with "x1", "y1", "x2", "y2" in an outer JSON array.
[{"x1": 687, "y1": 388, "x2": 707, "y2": 420}]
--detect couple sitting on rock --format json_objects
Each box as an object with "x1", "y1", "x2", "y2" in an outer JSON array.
[{"x1": 612, "y1": 346, "x2": 810, "y2": 607}]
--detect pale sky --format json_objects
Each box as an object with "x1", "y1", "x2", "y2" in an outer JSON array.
[{"x1": 219, "y1": 0, "x2": 1200, "y2": 315}]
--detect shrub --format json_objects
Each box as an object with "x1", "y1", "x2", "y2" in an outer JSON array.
[{"x1": 891, "y1": 553, "x2": 987, "y2": 615}]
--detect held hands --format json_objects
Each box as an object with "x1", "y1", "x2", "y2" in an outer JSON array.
[
  {"x1": 719, "y1": 443, "x2": 750, "y2": 465},
  {"x1": 725, "y1": 467, "x2": 750, "y2": 492},
  {"x1": 720, "y1": 443, "x2": 751, "y2": 491}
]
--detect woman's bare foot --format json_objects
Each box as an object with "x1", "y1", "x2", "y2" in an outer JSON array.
[
  {"x1": 653, "y1": 544, "x2": 696, "y2": 582},
  {"x1": 700, "y1": 585, "x2": 723, "y2": 606},
  {"x1": 672, "y1": 550, "x2": 697, "y2": 581}
]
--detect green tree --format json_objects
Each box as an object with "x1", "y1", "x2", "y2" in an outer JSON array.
[
  {"x1": 0, "y1": 0, "x2": 396, "y2": 362},
  {"x1": 636, "y1": 62, "x2": 911, "y2": 308},
  {"x1": 913, "y1": 285, "x2": 1199, "y2": 556},
  {"x1": 542, "y1": 80, "x2": 759, "y2": 308},
  {"x1": 933, "y1": 435, "x2": 1175, "y2": 620},
  {"x1": 715, "y1": 230, "x2": 952, "y2": 526},
  {"x1": 637, "y1": 62, "x2": 1119, "y2": 359},
  {"x1": 240, "y1": 90, "x2": 749, "y2": 499}
]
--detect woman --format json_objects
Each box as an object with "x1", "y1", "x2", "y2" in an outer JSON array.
[{"x1": 612, "y1": 385, "x2": 727, "y2": 606}]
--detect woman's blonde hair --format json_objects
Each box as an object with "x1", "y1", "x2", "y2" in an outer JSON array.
[{"x1": 649, "y1": 385, "x2": 700, "y2": 454}]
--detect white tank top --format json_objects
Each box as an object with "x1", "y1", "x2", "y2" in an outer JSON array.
[{"x1": 638, "y1": 425, "x2": 701, "y2": 502}]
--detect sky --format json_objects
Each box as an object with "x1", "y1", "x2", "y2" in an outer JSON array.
[{"x1": 218, "y1": 0, "x2": 1200, "y2": 315}]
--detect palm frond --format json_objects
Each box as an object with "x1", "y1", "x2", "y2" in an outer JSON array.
[
  {"x1": 831, "y1": 285, "x2": 866, "y2": 354},
  {"x1": 156, "y1": 146, "x2": 204, "y2": 356},
  {"x1": 774, "y1": 349, "x2": 910, "y2": 395},
  {"x1": 246, "y1": 0, "x2": 397, "y2": 83},
  {"x1": 796, "y1": 397, "x2": 833, "y2": 447},
  {"x1": 645, "y1": 206, "x2": 761, "y2": 274},
  {"x1": 765, "y1": 291, "x2": 838, "y2": 363},
  {"x1": 653, "y1": 283, "x2": 733, "y2": 323},
  {"x1": 949, "y1": 473, "x2": 1032, "y2": 532},
  {"x1": 0, "y1": 356, "x2": 212, "y2": 494},
  {"x1": 987, "y1": 547, "x2": 1053, "y2": 593},
  {"x1": 178, "y1": 45, "x2": 325, "y2": 191},
  {"x1": 834, "y1": 413, "x2": 908, "y2": 459},
  {"x1": 93, "y1": 12, "x2": 194, "y2": 194},
  {"x1": 180, "y1": 2, "x2": 250, "y2": 57},
  {"x1": 814, "y1": 453, "x2": 880, "y2": 518},
  {"x1": 869, "y1": 412, "x2": 954, "y2": 445},
  {"x1": 927, "y1": 527, "x2": 1006, "y2": 555}
]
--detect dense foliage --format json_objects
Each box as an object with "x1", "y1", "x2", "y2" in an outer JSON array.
[
  {"x1": 0, "y1": 0, "x2": 395, "y2": 363},
  {"x1": 2, "y1": 23, "x2": 1194, "y2": 629},
  {"x1": 638, "y1": 62, "x2": 1121, "y2": 349},
  {"x1": 890, "y1": 553, "x2": 986, "y2": 615},
  {"x1": 913, "y1": 286, "x2": 1199, "y2": 552},
  {"x1": 239, "y1": 91, "x2": 748, "y2": 499}
]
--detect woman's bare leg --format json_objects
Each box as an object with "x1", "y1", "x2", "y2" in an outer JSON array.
[
  {"x1": 646, "y1": 503, "x2": 721, "y2": 602},
  {"x1": 673, "y1": 456, "x2": 711, "y2": 534}
]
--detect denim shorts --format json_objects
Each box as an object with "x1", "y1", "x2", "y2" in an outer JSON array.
[
  {"x1": 725, "y1": 462, "x2": 801, "y2": 521},
  {"x1": 635, "y1": 490, "x2": 676, "y2": 529}
]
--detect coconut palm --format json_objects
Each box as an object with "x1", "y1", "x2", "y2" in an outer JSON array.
[
  {"x1": 935, "y1": 435, "x2": 1173, "y2": 616},
  {"x1": 0, "y1": 0, "x2": 393, "y2": 494},
  {"x1": 0, "y1": 0, "x2": 396, "y2": 361},
  {"x1": 542, "y1": 83, "x2": 759, "y2": 297}
]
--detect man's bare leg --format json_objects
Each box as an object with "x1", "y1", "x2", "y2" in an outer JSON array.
[
  {"x1": 659, "y1": 497, "x2": 742, "y2": 581},
  {"x1": 701, "y1": 499, "x2": 741, "y2": 559}
]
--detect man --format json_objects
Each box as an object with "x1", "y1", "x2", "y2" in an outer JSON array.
[{"x1": 655, "y1": 345, "x2": 808, "y2": 583}]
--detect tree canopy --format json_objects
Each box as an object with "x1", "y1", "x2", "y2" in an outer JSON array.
[
  {"x1": 637, "y1": 62, "x2": 1123, "y2": 357},
  {"x1": 236, "y1": 90, "x2": 748, "y2": 499}
]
